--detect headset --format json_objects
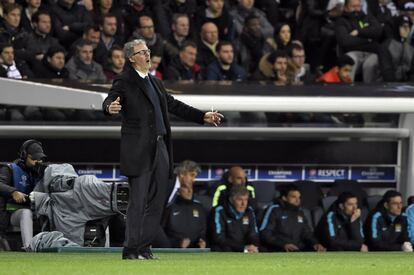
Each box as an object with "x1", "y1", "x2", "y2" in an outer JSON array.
[{"x1": 19, "y1": 139, "x2": 42, "y2": 161}]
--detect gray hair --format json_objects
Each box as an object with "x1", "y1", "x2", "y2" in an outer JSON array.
[
  {"x1": 229, "y1": 185, "x2": 249, "y2": 199},
  {"x1": 174, "y1": 160, "x2": 201, "y2": 175},
  {"x1": 123, "y1": 39, "x2": 147, "y2": 59}
]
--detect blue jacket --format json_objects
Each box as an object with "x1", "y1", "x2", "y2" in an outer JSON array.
[
  {"x1": 206, "y1": 60, "x2": 247, "y2": 81},
  {"x1": 406, "y1": 204, "x2": 414, "y2": 244}
]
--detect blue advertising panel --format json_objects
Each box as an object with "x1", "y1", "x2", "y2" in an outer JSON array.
[
  {"x1": 305, "y1": 167, "x2": 348, "y2": 181},
  {"x1": 210, "y1": 165, "x2": 256, "y2": 180},
  {"x1": 114, "y1": 166, "x2": 128, "y2": 180},
  {"x1": 351, "y1": 167, "x2": 395, "y2": 181},
  {"x1": 75, "y1": 165, "x2": 114, "y2": 179},
  {"x1": 258, "y1": 166, "x2": 302, "y2": 181},
  {"x1": 196, "y1": 166, "x2": 210, "y2": 180}
]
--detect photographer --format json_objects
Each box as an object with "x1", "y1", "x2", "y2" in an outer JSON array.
[{"x1": 0, "y1": 140, "x2": 47, "y2": 250}]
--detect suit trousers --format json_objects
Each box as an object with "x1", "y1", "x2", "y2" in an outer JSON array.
[{"x1": 124, "y1": 138, "x2": 169, "y2": 252}]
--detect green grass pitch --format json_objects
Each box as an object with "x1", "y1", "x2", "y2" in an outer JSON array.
[{"x1": 0, "y1": 252, "x2": 413, "y2": 275}]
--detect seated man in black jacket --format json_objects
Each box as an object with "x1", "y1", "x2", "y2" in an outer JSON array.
[
  {"x1": 162, "y1": 181, "x2": 207, "y2": 249},
  {"x1": 33, "y1": 46, "x2": 69, "y2": 79},
  {"x1": 316, "y1": 192, "x2": 368, "y2": 251},
  {"x1": 260, "y1": 184, "x2": 325, "y2": 252},
  {"x1": 364, "y1": 190, "x2": 412, "y2": 252},
  {"x1": 211, "y1": 185, "x2": 259, "y2": 252}
]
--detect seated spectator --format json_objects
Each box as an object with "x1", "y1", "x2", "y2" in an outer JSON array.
[
  {"x1": 251, "y1": 50, "x2": 296, "y2": 86},
  {"x1": 289, "y1": 43, "x2": 314, "y2": 83},
  {"x1": 16, "y1": 10, "x2": 62, "y2": 66},
  {"x1": 33, "y1": 45, "x2": 69, "y2": 79},
  {"x1": 271, "y1": 23, "x2": 294, "y2": 52},
  {"x1": 366, "y1": 0, "x2": 395, "y2": 39},
  {"x1": 103, "y1": 45, "x2": 125, "y2": 82},
  {"x1": 399, "y1": 1, "x2": 414, "y2": 44},
  {"x1": 335, "y1": 0, "x2": 382, "y2": 83},
  {"x1": 229, "y1": 0, "x2": 274, "y2": 38},
  {"x1": 260, "y1": 184, "x2": 325, "y2": 252},
  {"x1": 364, "y1": 190, "x2": 412, "y2": 251},
  {"x1": 317, "y1": 54, "x2": 355, "y2": 83},
  {"x1": 162, "y1": 0, "x2": 197, "y2": 31},
  {"x1": 121, "y1": 0, "x2": 155, "y2": 39},
  {"x1": 162, "y1": 176, "x2": 207, "y2": 249},
  {"x1": 315, "y1": 192, "x2": 367, "y2": 251},
  {"x1": 0, "y1": 43, "x2": 33, "y2": 79},
  {"x1": 65, "y1": 39, "x2": 106, "y2": 82},
  {"x1": 0, "y1": 140, "x2": 47, "y2": 251},
  {"x1": 206, "y1": 41, "x2": 247, "y2": 81},
  {"x1": 90, "y1": 0, "x2": 124, "y2": 38},
  {"x1": 69, "y1": 25, "x2": 101, "y2": 60},
  {"x1": 211, "y1": 185, "x2": 260, "y2": 252},
  {"x1": 194, "y1": 0, "x2": 234, "y2": 41},
  {"x1": 94, "y1": 13, "x2": 124, "y2": 64},
  {"x1": 0, "y1": 3, "x2": 27, "y2": 46},
  {"x1": 212, "y1": 166, "x2": 255, "y2": 208},
  {"x1": 20, "y1": 0, "x2": 43, "y2": 32},
  {"x1": 164, "y1": 41, "x2": 201, "y2": 81},
  {"x1": 196, "y1": 22, "x2": 219, "y2": 68},
  {"x1": 235, "y1": 14, "x2": 273, "y2": 74},
  {"x1": 149, "y1": 53, "x2": 163, "y2": 80},
  {"x1": 168, "y1": 13, "x2": 192, "y2": 51},
  {"x1": 379, "y1": 15, "x2": 414, "y2": 81},
  {"x1": 129, "y1": 15, "x2": 177, "y2": 65}
]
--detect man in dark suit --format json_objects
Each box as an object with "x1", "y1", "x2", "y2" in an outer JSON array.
[{"x1": 102, "y1": 39, "x2": 223, "y2": 260}]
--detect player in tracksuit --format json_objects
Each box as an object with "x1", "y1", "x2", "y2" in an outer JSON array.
[
  {"x1": 315, "y1": 192, "x2": 367, "y2": 251},
  {"x1": 365, "y1": 190, "x2": 412, "y2": 252},
  {"x1": 162, "y1": 182, "x2": 207, "y2": 248},
  {"x1": 211, "y1": 185, "x2": 259, "y2": 252},
  {"x1": 260, "y1": 184, "x2": 325, "y2": 252}
]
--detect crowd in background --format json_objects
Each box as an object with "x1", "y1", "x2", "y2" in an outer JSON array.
[{"x1": 1, "y1": 0, "x2": 414, "y2": 86}]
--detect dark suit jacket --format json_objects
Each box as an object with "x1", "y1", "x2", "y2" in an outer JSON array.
[{"x1": 102, "y1": 64, "x2": 205, "y2": 177}]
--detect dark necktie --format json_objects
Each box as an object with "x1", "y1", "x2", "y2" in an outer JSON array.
[{"x1": 143, "y1": 76, "x2": 167, "y2": 135}]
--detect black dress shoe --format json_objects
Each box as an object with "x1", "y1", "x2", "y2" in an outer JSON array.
[
  {"x1": 122, "y1": 253, "x2": 139, "y2": 260},
  {"x1": 141, "y1": 250, "x2": 159, "y2": 260}
]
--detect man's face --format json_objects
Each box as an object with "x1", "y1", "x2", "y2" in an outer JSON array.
[
  {"x1": 339, "y1": 64, "x2": 353, "y2": 82},
  {"x1": 228, "y1": 169, "x2": 246, "y2": 186},
  {"x1": 340, "y1": 197, "x2": 358, "y2": 216},
  {"x1": 239, "y1": 0, "x2": 254, "y2": 9},
  {"x1": 208, "y1": 0, "x2": 224, "y2": 14},
  {"x1": 100, "y1": 0, "x2": 113, "y2": 9},
  {"x1": 201, "y1": 23, "x2": 218, "y2": 45},
  {"x1": 385, "y1": 196, "x2": 403, "y2": 216},
  {"x1": 180, "y1": 46, "x2": 197, "y2": 68},
  {"x1": 102, "y1": 16, "x2": 117, "y2": 37},
  {"x1": 173, "y1": 16, "x2": 189, "y2": 37},
  {"x1": 178, "y1": 171, "x2": 198, "y2": 187},
  {"x1": 278, "y1": 24, "x2": 291, "y2": 45},
  {"x1": 25, "y1": 155, "x2": 43, "y2": 168},
  {"x1": 218, "y1": 45, "x2": 234, "y2": 65},
  {"x1": 27, "y1": 0, "x2": 42, "y2": 9},
  {"x1": 179, "y1": 184, "x2": 193, "y2": 200},
  {"x1": 283, "y1": 190, "x2": 301, "y2": 207},
  {"x1": 1, "y1": 47, "x2": 14, "y2": 66},
  {"x1": 48, "y1": 52, "x2": 65, "y2": 70},
  {"x1": 150, "y1": 55, "x2": 162, "y2": 71},
  {"x1": 35, "y1": 14, "x2": 51, "y2": 35},
  {"x1": 246, "y1": 18, "x2": 262, "y2": 38},
  {"x1": 291, "y1": 49, "x2": 305, "y2": 67},
  {"x1": 274, "y1": 57, "x2": 288, "y2": 76},
  {"x1": 85, "y1": 29, "x2": 101, "y2": 48},
  {"x1": 5, "y1": 8, "x2": 21, "y2": 28},
  {"x1": 129, "y1": 43, "x2": 151, "y2": 71},
  {"x1": 111, "y1": 49, "x2": 125, "y2": 70},
  {"x1": 231, "y1": 194, "x2": 249, "y2": 213},
  {"x1": 138, "y1": 17, "x2": 155, "y2": 39},
  {"x1": 344, "y1": 0, "x2": 361, "y2": 13},
  {"x1": 78, "y1": 45, "x2": 93, "y2": 65}
]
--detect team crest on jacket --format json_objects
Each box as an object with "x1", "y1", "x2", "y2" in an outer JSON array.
[
  {"x1": 243, "y1": 216, "x2": 249, "y2": 225},
  {"x1": 395, "y1": 224, "x2": 402, "y2": 232},
  {"x1": 297, "y1": 215, "x2": 304, "y2": 223},
  {"x1": 193, "y1": 209, "x2": 199, "y2": 218}
]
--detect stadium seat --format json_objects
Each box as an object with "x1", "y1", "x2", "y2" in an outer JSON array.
[
  {"x1": 250, "y1": 181, "x2": 277, "y2": 204},
  {"x1": 321, "y1": 196, "x2": 337, "y2": 212},
  {"x1": 366, "y1": 195, "x2": 383, "y2": 211},
  {"x1": 293, "y1": 180, "x2": 324, "y2": 210}
]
